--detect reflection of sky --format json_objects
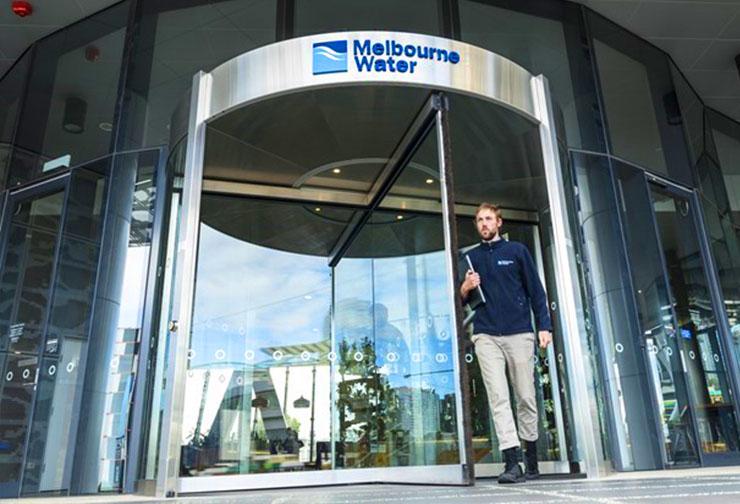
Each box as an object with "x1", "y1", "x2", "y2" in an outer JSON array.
[
  {"x1": 190, "y1": 224, "x2": 332, "y2": 367},
  {"x1": 190, "y1": 223, "x2": 457, "y2": 398},
  {"x1": 118, "y1": 246, "x2": 150, "y2": 328}
]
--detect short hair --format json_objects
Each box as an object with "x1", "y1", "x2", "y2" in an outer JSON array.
[{"x1": 474, "y1": 202, "x2": 502, "y2": 220}]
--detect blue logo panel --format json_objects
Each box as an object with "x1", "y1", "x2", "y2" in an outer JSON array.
[{"x1": 313, "y1": 41, "x2": 348, "y2": 75}]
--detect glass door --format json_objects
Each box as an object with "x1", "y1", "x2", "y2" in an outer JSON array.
[
  {"x1": 647, "y1": 182, "x2": 740, "y2": 464},
  {"x1": 168, "y1": 92, "x2": 471, "y2": 493},
  {"x1": 0, "y1": 168, "x2": 108, "y2": 497},
  {"x1": 616, "y1": 162, "x2": 740, "y2": 467},
  {"x1": 331, "y1": 119, "x2": 463, "y2": 471},
  {"x1": 0, "y1": 180, "x2": 67, "y2": 497}
]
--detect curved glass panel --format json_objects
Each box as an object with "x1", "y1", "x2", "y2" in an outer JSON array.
[
  {"x1": 9, "y1": 4, "x2": 128, "y2": 186},
  {"x1": 294, "y1": 0, "x2": 442, "y2": 38},
  {"x1": 122, "y1": 0, "x2": 277, "y2": 150}
]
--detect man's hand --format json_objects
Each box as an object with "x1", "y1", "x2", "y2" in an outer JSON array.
[
  {"x1": 461, "y1": 269, "x2": 481, "y2": 297},
  {"x1": 538, "y1": 330, "x2": 552, "y2": 349}
]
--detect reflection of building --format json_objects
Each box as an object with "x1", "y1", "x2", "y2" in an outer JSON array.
[
  {"x1": 181, "y1": 339, "x2": 334, "y2": 476},
  {"x1": 396, "y1": 387, "x2": 441, "y2": 437},
  {"x1": 99, "y1": 328, "x2": 139, "y2": 490},
  {"x1": 440, "y1": 394, "x2": 457, "y2": 433}
]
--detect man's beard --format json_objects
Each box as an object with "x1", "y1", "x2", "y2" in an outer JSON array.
[{"x1": 479, "y1": 229, "x2": 497, "y2": 240}]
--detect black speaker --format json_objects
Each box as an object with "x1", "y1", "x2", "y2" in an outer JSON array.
[
  {"x1": 663, "y1": 90, "x2": 682, "y2": 126},
  {"x1": 62, "y1": 96, "x2": 87, "y2": 134}
]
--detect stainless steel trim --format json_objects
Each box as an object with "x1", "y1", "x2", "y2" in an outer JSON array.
[
  {"x1": 532, "y1": 75, "x2": 605, "y2": 478},
  {"x1": 177, "y1": 465, "x2": 465, "y2": 493},
  {"x1": 207, "y1": 32, "x2": 538, "y2": 125},
  {"x1": 156, "y1": 71, "x2": 212, "y2": 497},
  {"x1": 145, "y1": 194, "x2": 180, "y2": 481}
]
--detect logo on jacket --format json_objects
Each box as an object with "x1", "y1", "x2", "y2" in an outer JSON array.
[
  {"x1": 313, "y1": 41, "x2": 348, "y2": 75},
  {"x1": 497, "y1": 259, "x2": 514, "y2": 266}
]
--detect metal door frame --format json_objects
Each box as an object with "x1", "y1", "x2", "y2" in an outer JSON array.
[{"x1": 155, "y1": 32, "x2": 603, "y2": 496}]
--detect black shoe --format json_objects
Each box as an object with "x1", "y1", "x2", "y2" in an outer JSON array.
[
  {"x1": 524, "y1": 440, "x2": 540, "y2": 480},
  {"x1": 498, "y1": 447, "x2": 525, "y2": 484}
]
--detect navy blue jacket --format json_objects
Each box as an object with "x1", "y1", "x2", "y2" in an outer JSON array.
[{"x1": 463, "y1": 239, "x2": 552, "y2": 336}]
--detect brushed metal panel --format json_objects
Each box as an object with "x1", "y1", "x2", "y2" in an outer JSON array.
[{"x1": 207, "y1": 32, "x2": 537, "y2": 124}]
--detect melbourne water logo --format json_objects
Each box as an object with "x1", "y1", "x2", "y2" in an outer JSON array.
[
  {"x1": 313, "y1": 41, "x2": 348, "y2": 74},
  {"x1": 313, "y1": 38, "x2": 461, "y2": 76}
]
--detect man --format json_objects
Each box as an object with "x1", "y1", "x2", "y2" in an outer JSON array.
[{"x1": 460, "y1": 203, "x2": 552, "y2": 484}]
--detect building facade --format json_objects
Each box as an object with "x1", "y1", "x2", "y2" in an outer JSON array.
[{"x1": 0, "y1": 0, "x2": 739, "y2": 498}]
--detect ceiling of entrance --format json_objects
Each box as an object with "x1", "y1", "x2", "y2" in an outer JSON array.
[
  {"x1": 204, "y1": 86, "x2": 544, "y2": 209},
  {"x1": 201, "y1": 86, "x2": 545, "y2": 258},
  {"x1": 3, "y1": 1, "x2": 737, "y2": 120}
]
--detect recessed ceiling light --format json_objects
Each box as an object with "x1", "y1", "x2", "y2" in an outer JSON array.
[
  {"x1": 332, "y1": 168, "x2": 341, "y2": 174},
  {"x1": 425, "y1": 178, "x2": 434, "y2": 184},
  {"x1": 314, "y1": 207, "x2": 321, "y2": 212},
  {"x1": 396, "y1": 215, "x2": 404, "y2": 220}
]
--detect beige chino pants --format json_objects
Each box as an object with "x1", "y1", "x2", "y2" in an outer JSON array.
[{"x1": 472, "y1": 332, "x2": 538, "y2": 451}]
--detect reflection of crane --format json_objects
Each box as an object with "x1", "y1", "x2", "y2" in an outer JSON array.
[
  {"x1": 403, "y1": 368, "x2": 453, "y2": 379},
  {"x1": 192, "y1": 370, "x2": 210, "y2": 444}
]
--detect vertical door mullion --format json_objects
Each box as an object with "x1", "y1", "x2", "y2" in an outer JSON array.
[
  {"x1": 435, "y1": 95, "x2": 474, "y2": 485},
  {"x1": 532, "y1": 75, "x2": 604, "y2": 477},
  {"x1": 157, "y1": 71, "x2": 211, "y2": 497}
]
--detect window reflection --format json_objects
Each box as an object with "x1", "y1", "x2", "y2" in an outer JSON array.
[
  {"x1": 184, "y1": 180, "x2": 464, "y2": 474},
  {"x1": 184, "y1": 198, "x2": 336, "y2": 475},
  {"x1": 122, "y1": 0, "x2": 277, "y2": 150},
  {"x1": 650, "y1": 188, "x2": 740, "y2": 455},
  {"x1": 9, "y1": 4, "x2": 129, "y2": 186}
]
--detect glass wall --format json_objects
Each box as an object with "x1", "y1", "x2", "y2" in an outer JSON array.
[
  {"x1": 671, "y1": 63, "x2": 704, "y2": 168},
  {"x1": 458, "y1": 0, "x2": 603, "y2": 151},
  {"x1": 705, "y1": 111, "x2": 740, "y2": 369},
  {"x1": 0, "y1": 149, "x2": 164, "y2": 497},
  {"x1": 120, "y1": 0, "x2": 277, "y2": 151},
  {"x1": 71, "y1": 150, "x2": 161, "y2": 493},
  {"x1": 294, "y1": 0, "x2": 443, "y2": 38},
  {"x1": 8, "y1": 3, "x2": 129, "y2": 188},
  {"x1": 708, "y1": 111, "x2": 740, "y2": 224},
  {"x1": 0, "y1": 186, "x2": 67, "y2": 497},
  {"x1": 649, "y1": 185, "x2": 739, "y2": 457},
  {"x1": 0, "y1": 161, "x2": 108, "y2": 497},
  {"x1": 570, "y1": 152, "x2": 663, "y2": 471},
  {"x1": 589, "y1": 12, "x2": 693, "y2": 186},
  {"x1": 0, "y1": 52, "x2": 30, "y2": 192}
]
